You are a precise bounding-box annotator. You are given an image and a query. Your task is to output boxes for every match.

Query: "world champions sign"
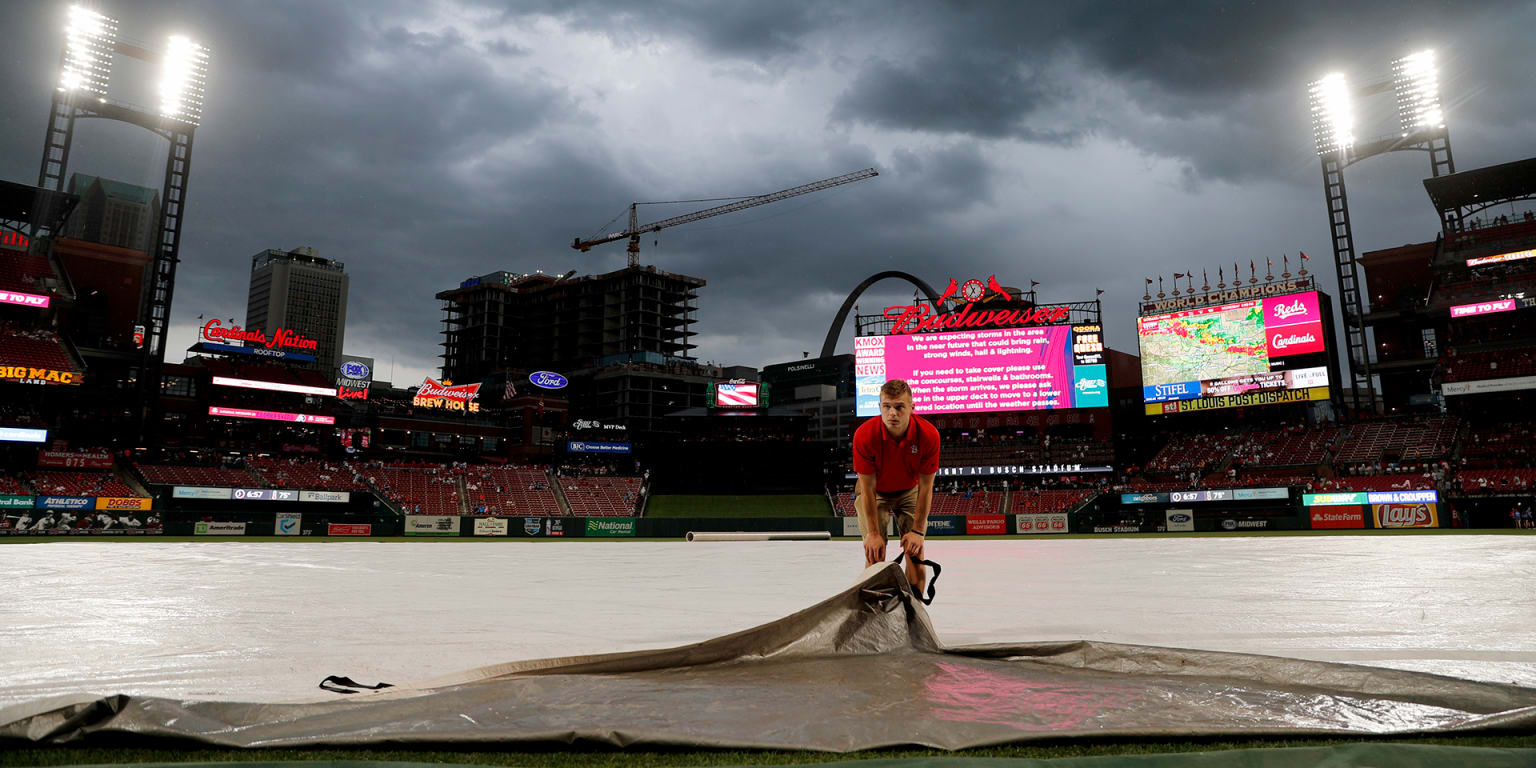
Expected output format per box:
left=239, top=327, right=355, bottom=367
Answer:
left=1139, top=276, right=1316, bottom=314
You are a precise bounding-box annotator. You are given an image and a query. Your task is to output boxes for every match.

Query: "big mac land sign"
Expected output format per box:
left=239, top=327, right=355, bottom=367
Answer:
left=413, top=378, right=481, bottom=412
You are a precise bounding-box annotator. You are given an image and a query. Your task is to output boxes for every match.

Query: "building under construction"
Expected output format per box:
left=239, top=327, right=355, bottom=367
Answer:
left=437, top=264, right=705, bottom=385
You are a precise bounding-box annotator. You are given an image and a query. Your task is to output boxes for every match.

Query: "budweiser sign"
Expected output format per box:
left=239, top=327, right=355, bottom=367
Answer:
left=884, top=275, right=1072, bottom=334
left=201, top=319, right=319, bottom=352
left=413, top=378, right=481, bottom=412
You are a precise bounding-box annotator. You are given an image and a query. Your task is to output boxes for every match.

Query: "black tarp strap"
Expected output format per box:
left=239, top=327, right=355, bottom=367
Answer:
left=891, top=551, right=941, bottom=605
left=318, top=675, right=394, bottom=694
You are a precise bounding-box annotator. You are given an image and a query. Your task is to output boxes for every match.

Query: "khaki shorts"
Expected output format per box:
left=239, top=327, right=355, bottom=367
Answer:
left=853, top=484, right=918, bottom=540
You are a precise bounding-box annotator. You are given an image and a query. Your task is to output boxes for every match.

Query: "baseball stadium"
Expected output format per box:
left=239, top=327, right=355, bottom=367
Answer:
left=2, top=5, right=1534, bottom=768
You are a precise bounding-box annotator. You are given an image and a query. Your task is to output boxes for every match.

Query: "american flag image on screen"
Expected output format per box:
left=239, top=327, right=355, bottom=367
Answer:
left=716, top=383, right=758, bottom=407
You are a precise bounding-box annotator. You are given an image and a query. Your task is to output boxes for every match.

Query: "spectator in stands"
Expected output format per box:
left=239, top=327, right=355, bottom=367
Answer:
left=852, top=379, right=940, bottom=595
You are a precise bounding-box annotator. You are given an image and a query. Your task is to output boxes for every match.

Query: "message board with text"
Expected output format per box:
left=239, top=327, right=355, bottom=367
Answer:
left=855, top=325, right=1107, bottom=416
left=1137, top=290, right=1330, bottom=414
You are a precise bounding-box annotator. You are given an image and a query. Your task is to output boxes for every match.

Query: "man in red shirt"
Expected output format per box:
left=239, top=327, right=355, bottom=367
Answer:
left=852, top=379, right=940, bottom=594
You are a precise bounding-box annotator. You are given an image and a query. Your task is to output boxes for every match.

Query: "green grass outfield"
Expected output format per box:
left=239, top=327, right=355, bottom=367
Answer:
left=3, top=734, right=1535, bottom=767
left=645, top=494, right=830, bottom=517
left=2, top=528, right=1532, bottom=543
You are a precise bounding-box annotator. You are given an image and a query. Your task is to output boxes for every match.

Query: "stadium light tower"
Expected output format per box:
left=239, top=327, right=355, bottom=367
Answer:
left=38, top=5, right=211, bottom=443
left=1308, top=50, right=1454, bottom=417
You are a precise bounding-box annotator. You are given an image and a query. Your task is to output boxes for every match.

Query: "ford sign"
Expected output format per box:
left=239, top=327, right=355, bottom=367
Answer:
left=530, top=371, right=568, bottom=390
left=340, top=361, right=371, bottom=379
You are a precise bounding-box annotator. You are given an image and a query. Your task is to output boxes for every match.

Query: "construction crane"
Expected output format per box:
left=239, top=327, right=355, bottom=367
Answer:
left=573, top=168, right=878, bottom=267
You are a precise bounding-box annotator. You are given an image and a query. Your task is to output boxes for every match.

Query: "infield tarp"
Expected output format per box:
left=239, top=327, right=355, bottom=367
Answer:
left=3, top=563, right=1535, bottom=750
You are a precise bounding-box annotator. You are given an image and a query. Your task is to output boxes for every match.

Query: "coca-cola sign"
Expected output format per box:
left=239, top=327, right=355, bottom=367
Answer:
left=202, top=319, right=319, bottom=352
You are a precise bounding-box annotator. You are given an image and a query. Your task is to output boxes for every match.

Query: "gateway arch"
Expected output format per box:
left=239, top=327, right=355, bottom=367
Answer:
left=820, top=271, right=945, bottom=359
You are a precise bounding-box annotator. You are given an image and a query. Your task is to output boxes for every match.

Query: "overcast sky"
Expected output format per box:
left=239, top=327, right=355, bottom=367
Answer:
left=2, top=0, right=1532, bottom=387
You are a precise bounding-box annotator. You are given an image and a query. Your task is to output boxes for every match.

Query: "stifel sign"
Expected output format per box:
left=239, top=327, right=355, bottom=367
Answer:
left=414, top=378, right=481, bottom=412
left=202, top=319, right=319, bottom=352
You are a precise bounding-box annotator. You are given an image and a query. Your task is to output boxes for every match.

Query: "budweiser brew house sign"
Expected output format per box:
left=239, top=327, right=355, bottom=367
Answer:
left=413, top=378, right=481, bottom=412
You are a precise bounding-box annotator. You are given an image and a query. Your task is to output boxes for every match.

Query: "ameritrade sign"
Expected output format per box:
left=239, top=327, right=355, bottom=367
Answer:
left=212, top=376, right=335, bottom=397
left=566, top=441, right=633, bottom=454
left=405, top=515, right=461, bottom=536
left=1015, top=513, right=1069, bottom=534
left=0, top=366, right=81, bottom=386
left=1465, top=248, right=1534, bottom=268
left=173, top=486, right=233, bottom=500
left=854, top=325, right=1108, bottom=417
left=195, top=522, right=247, bottom=535
left=209, top=406, right=336, bottom=425
left=1373, top=503, right=1439, bottom=529
left=1442, top=375, right=1536, bottom=397
left=0, top=427, right=48, bottom=443
left=1304, top=490, right=1438, bottom=506
left=0, top=290, right=50, bottom=308
left=1450, top=299, right=1517, bottom=318
left=413, top=378, right=481, bottom=412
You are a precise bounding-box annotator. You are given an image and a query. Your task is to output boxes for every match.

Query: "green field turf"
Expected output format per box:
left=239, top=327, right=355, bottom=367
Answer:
left=645, top=494, right=831, bottom=518
left=3, top=733, right=1535, bottom=767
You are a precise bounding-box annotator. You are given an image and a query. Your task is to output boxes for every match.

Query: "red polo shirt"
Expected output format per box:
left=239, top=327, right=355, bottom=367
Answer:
left=852, top=414, right=941, bottom=493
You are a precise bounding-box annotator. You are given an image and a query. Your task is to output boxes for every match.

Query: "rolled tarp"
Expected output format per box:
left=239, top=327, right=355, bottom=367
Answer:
left=685, top=531, right=831, bottom=542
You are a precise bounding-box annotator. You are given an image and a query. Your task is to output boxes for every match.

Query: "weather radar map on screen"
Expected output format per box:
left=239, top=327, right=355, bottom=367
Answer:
left=1138, top=291, right=1331, bottom=414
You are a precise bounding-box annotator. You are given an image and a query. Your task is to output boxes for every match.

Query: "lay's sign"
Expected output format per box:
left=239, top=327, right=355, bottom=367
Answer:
left=1372, top=503, right=1438, bottom=529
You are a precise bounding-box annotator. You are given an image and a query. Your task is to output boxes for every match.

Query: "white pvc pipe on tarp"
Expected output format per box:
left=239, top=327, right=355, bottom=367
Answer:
left=686, top=531, right=831, bottom=542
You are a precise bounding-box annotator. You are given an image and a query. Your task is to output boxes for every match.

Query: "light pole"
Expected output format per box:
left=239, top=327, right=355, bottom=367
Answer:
left=1308, top=50, right=1453, bottom=417
left=39, top=5, right=211, bottom=443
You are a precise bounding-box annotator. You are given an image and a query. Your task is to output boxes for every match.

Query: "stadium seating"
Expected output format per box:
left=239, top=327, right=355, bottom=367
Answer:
left=0, top=473, right=30, bottom=495
left=559, top=475, right=641, bottom=517
left=1333, top=417, right=1459, bottom=463
left=0, top=325, right=81, bottom=376
left=24, top=471, right=143, bottom=498
left=137, top=464, right=261, bottom=488
left=353, top=464, right=463, bottom=515
left=1146, top=431, right=1245, bottom=473
left=0, top=250, right=55, bottom=292
left=1456, top=469, right=1536, bottom=495
left=1443, top=345, right=1536, bottom=383
left=248, top=457, right=367, bottom=491
left=1230, top=426, right=1340, bottom=468
left=1315, top=474, right=1436, bottom=493
left=463, top=466, right=562, bottom=516
left=928, top=491, right=1002, bottom=516
left=1010, top=489, right=1093, bottom=515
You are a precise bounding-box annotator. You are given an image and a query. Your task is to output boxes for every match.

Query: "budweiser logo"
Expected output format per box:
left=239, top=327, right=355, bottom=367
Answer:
left=1272, top=299, right=1309, bottom=320
left=1271, top=332, right=1316, bottom=349
left=883, top=303, right=1071, bottom=334
left=416, top=378, right=480, bottom=401
left=202, top=319, right=319, bottom=352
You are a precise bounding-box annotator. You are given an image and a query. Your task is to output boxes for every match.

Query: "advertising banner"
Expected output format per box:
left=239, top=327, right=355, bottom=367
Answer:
left=327, top=523, right=372, bottom=536
left=0, top=366, right=82, bottom=386
left=1015, top=513, right=1069, bottom=534
left=842, top=517, right=862, bottom=537
left=173, top=486, right=233, bottom=500
left=35, top=496, right=93, bottom=510
left=95, top=497, right=151, bottom=511
left=209, top=406, right=335, bottom=425
left=0, top=289, right=49, bottom=308
left=566, top=441, right=634, bottom=454
left=275, top=513, right=301, bottom=536
left=405, top=515, right=461, bottom=536
left=965, top=515, right=1007, bottom=535
left=936, top=463, right=1111, bottom=478
left=924, top=516, right=964, bottom=536
left=1303, top=492, right=1367, bottom=506
left=0, top=495, right=33, bottom=508
left=194, top=521, right=247, bottom=535
left=298, top=490, right=350, bottom=503
left=1145, top=386, right=1329, bottom=415
left=1310, top=507, right=1365, bottom=529
left=1307, top=490, right=1438, bottom=506
left=1372, top=503, right=1439, bottom=529
left=0, top=427, right=48, bottom=443
left=585, top=518, right=636, bottom=537
left=1218, top=518, right=1271, bottom=531
left=1165, top=509, right=1194, bottom=532
left=37, top=450, right=112, bottom=469
left=1442, top=375, right=1536, bottom=397
left=1450, top=299, right=1517, bottom=318
left=474, top=517, right=509, bottom=536
left=200, top=341, right=316, bottom=363
left=233, top=488, right=299, bottom=501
